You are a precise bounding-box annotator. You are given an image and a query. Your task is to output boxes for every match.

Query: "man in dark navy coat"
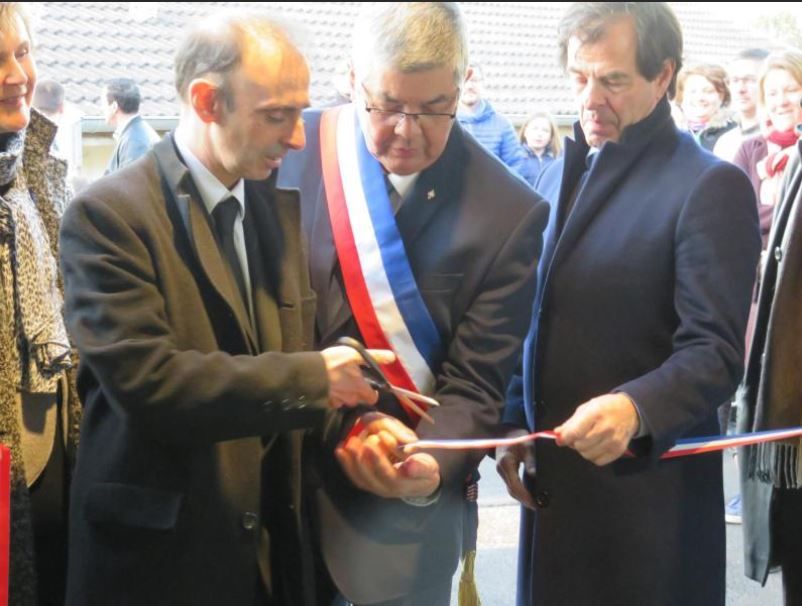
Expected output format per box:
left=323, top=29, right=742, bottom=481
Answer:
left=497, top=3, right=761, bottom=606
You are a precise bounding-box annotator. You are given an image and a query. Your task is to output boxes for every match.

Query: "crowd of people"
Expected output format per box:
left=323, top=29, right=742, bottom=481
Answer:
left=3, top=1, right=802, bottom=606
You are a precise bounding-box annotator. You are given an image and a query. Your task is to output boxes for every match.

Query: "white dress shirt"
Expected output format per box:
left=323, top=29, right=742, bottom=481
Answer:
left=173, top=132, right=253, bottom=319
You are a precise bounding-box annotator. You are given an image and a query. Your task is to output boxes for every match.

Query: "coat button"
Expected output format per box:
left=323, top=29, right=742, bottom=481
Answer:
left=775, top=246, right=783, bottom=262
left=534, top=490, right=550, bottom=508
left=242, top=512, right=258, bottom=531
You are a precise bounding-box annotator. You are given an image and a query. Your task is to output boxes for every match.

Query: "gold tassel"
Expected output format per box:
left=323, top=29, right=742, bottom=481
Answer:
left=458, top=549, right=481, bottom=606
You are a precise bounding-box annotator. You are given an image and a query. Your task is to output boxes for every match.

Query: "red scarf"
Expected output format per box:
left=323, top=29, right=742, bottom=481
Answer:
left=765, top=128, right=800, bottom=177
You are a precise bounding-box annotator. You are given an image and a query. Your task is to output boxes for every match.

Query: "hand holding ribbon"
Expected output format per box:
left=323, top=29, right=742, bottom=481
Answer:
left=555, top=393, right=640, bottom=466
left=496, top=428, right=537, bottom=510
left=337, top=412, right=441, bottom=499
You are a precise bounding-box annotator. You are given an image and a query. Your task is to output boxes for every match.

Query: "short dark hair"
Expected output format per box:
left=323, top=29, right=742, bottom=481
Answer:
left=558, top=2, right=683, bottom=97
left=105, top=78, right=141, bottom=114
left=33, top=79, right=65, bottom=114
left=735, top=48, right=770, bottom=63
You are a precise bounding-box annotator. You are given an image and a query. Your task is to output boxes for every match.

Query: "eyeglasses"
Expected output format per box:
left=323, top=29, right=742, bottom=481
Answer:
left=361, top=84, right=458, bottom=128
left=727, top=76, right=757, bottom=86
left=364, top=106, right=457, bottom=127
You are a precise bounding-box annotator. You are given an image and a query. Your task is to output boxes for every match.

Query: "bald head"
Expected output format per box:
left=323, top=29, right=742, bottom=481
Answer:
left=174, top=11, right=303, bottom=109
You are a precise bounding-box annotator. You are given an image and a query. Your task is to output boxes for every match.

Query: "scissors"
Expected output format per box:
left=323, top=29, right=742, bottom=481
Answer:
left=336, top=336, right=439, bottom=425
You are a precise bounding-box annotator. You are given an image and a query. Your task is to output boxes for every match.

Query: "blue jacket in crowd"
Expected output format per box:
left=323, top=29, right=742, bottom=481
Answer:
left=457, top=100, right=528, bottom=179
left=520, top=146, right=556, bottom=187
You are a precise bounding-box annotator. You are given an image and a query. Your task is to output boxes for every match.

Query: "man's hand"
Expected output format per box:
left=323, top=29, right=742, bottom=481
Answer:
left=335, top=412, right=441, bottom=499
left=320, top=346, right=395, bottom=408
left=496, top=428, right=536, bottom=509
left=555, top=393, right=640, bottom=466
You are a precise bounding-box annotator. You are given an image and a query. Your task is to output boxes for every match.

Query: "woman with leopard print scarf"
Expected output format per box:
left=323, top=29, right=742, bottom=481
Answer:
left=0, top=4, right=79, bottom=605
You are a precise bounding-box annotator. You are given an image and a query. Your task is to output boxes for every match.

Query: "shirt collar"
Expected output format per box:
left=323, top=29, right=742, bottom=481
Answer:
left=173, top=129, right=245, bottom=218
left=387, top=172, right=419, bottom=200
left=113, top=114, right=137, bottom=140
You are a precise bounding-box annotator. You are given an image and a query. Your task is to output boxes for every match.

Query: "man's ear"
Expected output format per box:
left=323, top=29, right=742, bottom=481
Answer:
left=465, top=66, right=474, bottom=84
left=656, top=59, right=675, bottom=99
left=188, top=79, right=222, bottom=124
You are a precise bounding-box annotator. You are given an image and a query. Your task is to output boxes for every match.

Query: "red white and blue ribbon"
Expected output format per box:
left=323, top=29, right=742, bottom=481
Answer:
left=404, top=427, right=802, bottom=459
left=320, top=105, right=441, bottom=407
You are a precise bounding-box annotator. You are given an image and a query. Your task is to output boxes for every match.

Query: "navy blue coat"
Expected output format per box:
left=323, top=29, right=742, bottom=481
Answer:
left=504, top=98, right=760, bottom=606
left=105, top=114, right=160, bottom=174
left=279, top=107, right=548, bottom=604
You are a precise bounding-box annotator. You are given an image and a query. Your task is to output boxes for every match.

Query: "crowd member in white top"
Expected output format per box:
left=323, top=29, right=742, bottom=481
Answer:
left=714, top=48, right=770, bottom=162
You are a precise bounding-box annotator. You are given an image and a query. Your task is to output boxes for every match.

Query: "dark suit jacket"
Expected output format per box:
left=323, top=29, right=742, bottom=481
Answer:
left=105, top=114, right=159, bottom=174
left=60, top=135, right=329, bottom=606
left=504, top=98, right=761, bottom=606
left=279, top=108, right=548, bottom=603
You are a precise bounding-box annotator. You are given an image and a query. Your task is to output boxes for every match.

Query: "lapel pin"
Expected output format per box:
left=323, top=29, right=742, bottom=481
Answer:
left=427, top=189, right=436, bottom=200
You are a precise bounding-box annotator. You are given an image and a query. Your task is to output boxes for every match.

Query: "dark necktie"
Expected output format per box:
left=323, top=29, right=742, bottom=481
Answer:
left=212, top=196, right=248, bottom=305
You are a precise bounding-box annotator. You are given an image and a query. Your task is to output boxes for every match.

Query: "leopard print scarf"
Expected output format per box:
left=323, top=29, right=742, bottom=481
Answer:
left=0, top=128, right=70, bottom=395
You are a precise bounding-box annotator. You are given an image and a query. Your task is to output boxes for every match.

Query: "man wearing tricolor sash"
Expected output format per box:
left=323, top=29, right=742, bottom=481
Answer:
left=278, top=4, right=548, bottom=605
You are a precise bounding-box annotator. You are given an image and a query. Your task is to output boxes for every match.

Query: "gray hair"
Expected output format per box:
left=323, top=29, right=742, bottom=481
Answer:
left=351, top=2, right=469, bottom=86
left=174, top=11, right=301, bottom=109
left=33, top=79, right=65, bottom=114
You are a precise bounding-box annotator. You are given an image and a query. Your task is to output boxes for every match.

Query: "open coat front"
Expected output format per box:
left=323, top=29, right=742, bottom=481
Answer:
left=60, top=136, right=329, bottom=606
left=504, top=98, right=761, bottom=606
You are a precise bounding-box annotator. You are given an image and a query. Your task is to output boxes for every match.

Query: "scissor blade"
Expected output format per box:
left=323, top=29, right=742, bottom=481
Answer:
left=395, top=392, right=436, bottom=425
left=388, top=385, right=440, bottom=407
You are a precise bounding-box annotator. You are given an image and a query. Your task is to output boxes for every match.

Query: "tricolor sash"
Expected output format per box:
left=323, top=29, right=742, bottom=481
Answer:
left=320, top=105, right=441, bottom=419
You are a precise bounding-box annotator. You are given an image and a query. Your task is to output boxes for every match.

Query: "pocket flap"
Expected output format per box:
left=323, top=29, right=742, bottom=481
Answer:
left=418, top=273, right=463, bottom=293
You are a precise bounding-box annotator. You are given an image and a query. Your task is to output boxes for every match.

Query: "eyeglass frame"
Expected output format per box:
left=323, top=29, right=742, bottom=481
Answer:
left=727, top=76, right=757, bottom=86
left=360, top=83, right=460, bottom=127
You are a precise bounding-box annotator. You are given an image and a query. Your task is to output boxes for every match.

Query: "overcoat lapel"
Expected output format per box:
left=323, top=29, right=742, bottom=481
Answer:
left=245, top=179, right=291, bottom=353
left=549, top=99, right=673, bottom=271
left=394, top=125, right=466, bottom=247
left=153, top=135, right=257, bottom=352
left=307, top=178, right=333, bottom=295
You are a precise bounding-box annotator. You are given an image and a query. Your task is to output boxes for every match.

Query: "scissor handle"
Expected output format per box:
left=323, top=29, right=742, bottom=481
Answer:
left=335, top=336, right=391, bottom=388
